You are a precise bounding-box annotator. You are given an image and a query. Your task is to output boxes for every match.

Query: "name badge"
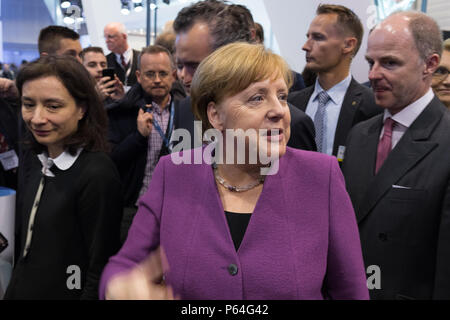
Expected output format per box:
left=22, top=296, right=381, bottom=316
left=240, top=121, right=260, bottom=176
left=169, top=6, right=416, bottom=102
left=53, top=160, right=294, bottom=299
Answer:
left=0, top=150, right=19, bottom=171
left=337, top=146, right=346, bottom=162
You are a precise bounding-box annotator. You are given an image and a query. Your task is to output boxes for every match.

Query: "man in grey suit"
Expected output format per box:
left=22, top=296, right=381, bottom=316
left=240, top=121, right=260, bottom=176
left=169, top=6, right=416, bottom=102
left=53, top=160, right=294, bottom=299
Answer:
left=288, top=4, right=381, bottom=159
left=342, top=11, right=450, bottom=299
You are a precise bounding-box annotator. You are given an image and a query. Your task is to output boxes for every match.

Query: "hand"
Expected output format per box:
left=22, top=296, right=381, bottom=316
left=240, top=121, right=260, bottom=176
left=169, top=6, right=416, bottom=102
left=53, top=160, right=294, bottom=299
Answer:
left=96, top=76, right=117, bottom=101
left=137, top=107, right=153, bottom=137
left=0, top=78, right=18, bottom=99
left=110, top=75, right=125, bottom=101
left=105, top=247, right=176, bottom=300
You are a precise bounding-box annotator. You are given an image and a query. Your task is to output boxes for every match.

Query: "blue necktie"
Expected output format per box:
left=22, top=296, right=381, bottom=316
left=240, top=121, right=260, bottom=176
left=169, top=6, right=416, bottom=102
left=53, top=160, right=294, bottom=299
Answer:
left=314, top=91, right=331, bottom=153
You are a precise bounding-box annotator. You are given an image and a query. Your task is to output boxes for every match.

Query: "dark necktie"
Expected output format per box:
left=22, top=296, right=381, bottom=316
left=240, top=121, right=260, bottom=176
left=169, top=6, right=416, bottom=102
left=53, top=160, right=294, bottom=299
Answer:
left=375, top=117, right=396, bottom=174
left=120, top=54, right=128, bottom=70
left=314, top=91, right=331, bottom=153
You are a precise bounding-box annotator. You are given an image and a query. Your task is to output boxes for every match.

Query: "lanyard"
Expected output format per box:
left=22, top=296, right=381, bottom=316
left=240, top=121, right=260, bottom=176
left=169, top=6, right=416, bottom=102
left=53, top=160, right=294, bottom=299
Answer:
left=147, top=101, right=174, bottom=150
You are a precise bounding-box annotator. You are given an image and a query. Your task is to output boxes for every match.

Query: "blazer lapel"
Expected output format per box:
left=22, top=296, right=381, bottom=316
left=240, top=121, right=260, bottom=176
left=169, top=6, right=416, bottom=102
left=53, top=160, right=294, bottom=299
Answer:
left=333, top=78, right=361, bottom=156
left=357, top=97, right=443, bottom=223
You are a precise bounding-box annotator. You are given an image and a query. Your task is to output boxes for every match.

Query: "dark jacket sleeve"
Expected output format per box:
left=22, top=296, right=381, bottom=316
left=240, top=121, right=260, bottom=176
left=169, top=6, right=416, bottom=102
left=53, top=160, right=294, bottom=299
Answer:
left=77, top=153, right=123, bottom=300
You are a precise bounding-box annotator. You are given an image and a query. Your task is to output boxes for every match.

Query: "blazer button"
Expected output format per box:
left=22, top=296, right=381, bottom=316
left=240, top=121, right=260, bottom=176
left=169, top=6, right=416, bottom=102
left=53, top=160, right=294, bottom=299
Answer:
left=378, top=233, right=388, bottom=242
left=228, top=264, right=238, bottom=276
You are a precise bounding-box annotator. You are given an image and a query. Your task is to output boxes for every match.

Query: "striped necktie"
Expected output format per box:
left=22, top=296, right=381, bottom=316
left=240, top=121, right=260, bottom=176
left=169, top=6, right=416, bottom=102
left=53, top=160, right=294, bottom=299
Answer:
left=314, top=91, right=331, bottom=153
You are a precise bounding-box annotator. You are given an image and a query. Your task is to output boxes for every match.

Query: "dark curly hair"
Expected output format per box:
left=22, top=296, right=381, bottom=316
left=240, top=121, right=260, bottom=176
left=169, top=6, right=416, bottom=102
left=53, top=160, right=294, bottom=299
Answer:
left=16, top=55, right=109, bottom=155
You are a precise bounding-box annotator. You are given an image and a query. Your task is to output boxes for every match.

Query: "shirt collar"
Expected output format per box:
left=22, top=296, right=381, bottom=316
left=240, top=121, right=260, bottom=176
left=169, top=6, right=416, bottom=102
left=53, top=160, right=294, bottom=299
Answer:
left=152, top=95, right=172, bottom=115
left=115, top=47, right=132, bottom=62
left=383, top=88, right=434, bottom=128
left=37, top=148, right=83, bottom=177
left=312, top=74, right=352, bottom=105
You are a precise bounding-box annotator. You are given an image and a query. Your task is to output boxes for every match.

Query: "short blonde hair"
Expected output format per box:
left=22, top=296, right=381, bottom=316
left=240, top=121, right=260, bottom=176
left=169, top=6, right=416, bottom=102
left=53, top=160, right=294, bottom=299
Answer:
left=191, top=42, right=293, bottom=133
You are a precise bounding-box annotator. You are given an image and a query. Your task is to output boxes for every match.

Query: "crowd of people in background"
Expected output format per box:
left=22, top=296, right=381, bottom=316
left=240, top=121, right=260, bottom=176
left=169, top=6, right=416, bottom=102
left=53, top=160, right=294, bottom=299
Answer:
left=0, top=0, right=449, bottom=300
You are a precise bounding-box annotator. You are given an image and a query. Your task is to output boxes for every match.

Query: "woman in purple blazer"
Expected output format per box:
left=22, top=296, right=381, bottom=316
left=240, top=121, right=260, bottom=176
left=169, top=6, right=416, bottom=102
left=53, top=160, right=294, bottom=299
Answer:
left=100, top=43, right=369, bottom=300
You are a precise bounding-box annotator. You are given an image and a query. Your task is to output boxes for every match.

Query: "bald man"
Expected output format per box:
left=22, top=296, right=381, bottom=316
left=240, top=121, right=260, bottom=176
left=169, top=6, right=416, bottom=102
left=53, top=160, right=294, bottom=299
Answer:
left=104, top=22, right=140, bottom=87
left=343, top=12, right=450, bottom=299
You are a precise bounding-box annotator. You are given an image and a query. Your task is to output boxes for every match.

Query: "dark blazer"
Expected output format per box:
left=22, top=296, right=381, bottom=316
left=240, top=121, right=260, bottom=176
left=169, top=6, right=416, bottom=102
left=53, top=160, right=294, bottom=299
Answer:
left=106, top=49, right=140, bottom=87
left=288, top=78, right=381, bottom=156
left=0, top=98, right=19, bottom=190
left=173, top=97, right=317, bottom=151
left=342, top=97, right=450, bottom=300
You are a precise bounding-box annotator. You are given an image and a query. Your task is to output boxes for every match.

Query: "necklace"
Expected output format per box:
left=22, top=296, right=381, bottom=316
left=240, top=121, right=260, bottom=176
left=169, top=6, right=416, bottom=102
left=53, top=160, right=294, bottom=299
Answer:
left=212, top=163, right=265, bottom=192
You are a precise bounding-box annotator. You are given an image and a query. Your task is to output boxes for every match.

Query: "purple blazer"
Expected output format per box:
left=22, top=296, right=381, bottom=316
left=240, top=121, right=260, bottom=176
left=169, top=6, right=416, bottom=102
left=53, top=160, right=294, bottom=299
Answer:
left=100, top=147, right=369, bottom=300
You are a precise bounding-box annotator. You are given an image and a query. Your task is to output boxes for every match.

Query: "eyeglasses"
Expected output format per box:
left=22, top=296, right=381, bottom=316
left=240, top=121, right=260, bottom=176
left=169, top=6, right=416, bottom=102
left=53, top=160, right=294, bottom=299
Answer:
left=433, top=66, right=450, bottom=81
left=143, top=71, right=170, bottom=80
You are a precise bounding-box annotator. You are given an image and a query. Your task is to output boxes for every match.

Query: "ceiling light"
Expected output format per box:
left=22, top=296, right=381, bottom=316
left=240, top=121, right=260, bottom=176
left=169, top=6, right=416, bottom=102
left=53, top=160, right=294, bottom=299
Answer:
left=63, top=16, right=75, bottom=24
left=134, top=3, right=143, bottom=12
left=61, top=1, right=71, bottom=9
left=121, top=2, right=130, bottom=15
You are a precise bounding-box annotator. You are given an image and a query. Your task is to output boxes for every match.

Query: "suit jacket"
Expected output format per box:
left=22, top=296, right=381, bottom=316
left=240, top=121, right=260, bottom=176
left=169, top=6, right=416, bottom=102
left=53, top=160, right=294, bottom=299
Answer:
left=173, top=97, right=317, bottom=151
left=342, top=97, right=450, bottom=300
left=106, top=49, right=140, bottom=87
left=100, top=147, right=368, bottom=299
left=288, top=78, right=381, bottom=157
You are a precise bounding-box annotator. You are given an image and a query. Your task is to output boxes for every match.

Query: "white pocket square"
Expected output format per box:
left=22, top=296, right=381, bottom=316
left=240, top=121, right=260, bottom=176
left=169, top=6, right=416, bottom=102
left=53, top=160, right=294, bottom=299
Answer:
left=392, top=185, right=411, bottom=189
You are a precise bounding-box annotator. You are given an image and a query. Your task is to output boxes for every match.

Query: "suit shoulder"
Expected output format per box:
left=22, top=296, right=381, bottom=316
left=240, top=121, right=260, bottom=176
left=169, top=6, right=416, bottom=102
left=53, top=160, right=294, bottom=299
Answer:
left=78, top=151, right=119, bottom=178
left=284, top=147, right=334, bottom=169
left=288, top=86, right=314, bottom=105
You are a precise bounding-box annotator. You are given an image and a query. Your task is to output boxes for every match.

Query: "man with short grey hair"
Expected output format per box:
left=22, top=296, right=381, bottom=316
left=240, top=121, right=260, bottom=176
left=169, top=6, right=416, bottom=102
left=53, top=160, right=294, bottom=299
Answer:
left=343, top=11, right=450, bottom=299
left=104, top=22, right=140, bottom=87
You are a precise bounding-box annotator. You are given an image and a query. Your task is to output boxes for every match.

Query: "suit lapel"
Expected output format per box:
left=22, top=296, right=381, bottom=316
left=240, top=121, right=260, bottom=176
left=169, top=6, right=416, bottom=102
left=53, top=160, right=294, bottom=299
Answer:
left=333, top=78, right=362, bottom=156
left=357, top=97, right=443, bottom=223
left=289, top=86, right=314, bottom=112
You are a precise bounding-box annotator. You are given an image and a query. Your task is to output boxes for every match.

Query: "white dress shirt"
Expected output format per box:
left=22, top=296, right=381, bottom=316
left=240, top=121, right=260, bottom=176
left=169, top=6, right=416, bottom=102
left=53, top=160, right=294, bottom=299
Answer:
left=114, top=47, right=132, bottom=69
left=381, top=88, right=434, bottom=150
left=306, top=74, right=352, bottom=155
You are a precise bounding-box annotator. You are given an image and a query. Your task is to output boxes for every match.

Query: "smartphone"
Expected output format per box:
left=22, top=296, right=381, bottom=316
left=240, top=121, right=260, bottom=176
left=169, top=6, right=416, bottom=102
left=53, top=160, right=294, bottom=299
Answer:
left=0, top=232, right=8, bottom=254
left=102, top=68, right=115, bottom=81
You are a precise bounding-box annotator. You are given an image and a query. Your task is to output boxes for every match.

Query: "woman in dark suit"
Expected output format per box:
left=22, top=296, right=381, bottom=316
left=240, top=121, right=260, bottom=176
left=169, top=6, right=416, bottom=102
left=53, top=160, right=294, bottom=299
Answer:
left=100, top=43, right=368, bottom=300
left=5, top=56, right=123, bottom=300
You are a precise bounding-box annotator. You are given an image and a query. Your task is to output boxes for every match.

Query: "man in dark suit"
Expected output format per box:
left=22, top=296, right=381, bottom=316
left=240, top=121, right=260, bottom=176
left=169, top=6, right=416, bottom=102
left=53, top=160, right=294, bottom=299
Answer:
left=289, top=4, right=381, bottom=159
left=342, top=11, right=450, bottom=299
left=104, top=22, right=139, bottom=88
left=172, top=0, right=316, bottom=151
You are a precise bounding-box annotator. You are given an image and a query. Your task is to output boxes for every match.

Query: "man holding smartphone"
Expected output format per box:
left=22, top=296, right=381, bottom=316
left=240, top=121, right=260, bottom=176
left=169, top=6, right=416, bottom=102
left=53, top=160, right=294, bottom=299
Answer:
left=81, top=47, right=125, bottom=103
left=107, top=45, right=185, bottom=242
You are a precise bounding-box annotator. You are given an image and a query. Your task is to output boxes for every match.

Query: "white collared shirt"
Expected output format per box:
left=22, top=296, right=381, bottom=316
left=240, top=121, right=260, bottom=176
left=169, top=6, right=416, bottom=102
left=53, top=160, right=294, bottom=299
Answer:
left=381, top=88, right=434, bottom=150
left=306, top=74, right=352, bottom=155
left=37, top=148, right=83, bottom=177
left=115, top=47, right=132, bottom=69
